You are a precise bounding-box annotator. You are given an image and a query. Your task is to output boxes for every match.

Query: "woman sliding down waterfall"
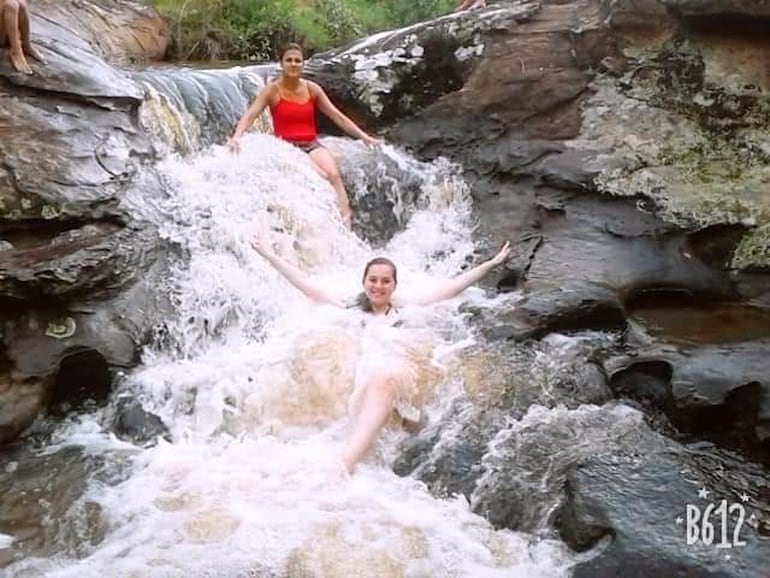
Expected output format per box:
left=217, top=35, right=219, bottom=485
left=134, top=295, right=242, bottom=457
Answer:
left=251, top=236, right=511, bottom=473
left=227, top=43, right=382, bottom=229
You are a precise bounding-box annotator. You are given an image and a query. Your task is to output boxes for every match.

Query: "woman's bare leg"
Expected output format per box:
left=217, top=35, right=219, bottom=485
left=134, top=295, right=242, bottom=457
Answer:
left=308, top=147, right=352, bottom=229
left=0, top=4, right=6, bottom=46
left=342, top=373, right=396, bottom=473
left=19, top=0, right=44, bottom=62
left=2, top=0, right=31, bottom=74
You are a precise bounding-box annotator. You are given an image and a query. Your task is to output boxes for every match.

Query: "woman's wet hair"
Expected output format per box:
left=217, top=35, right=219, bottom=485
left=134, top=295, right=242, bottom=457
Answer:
left=280, top=43, right=305, bottom=61
left=350, top=292, right=373, bottom=312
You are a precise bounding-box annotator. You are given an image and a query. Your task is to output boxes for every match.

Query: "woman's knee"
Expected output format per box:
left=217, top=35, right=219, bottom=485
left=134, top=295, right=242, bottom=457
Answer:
left=4, top=0, right=21, bottom=13
left=324, top=164, right=341, bottom=184
left=363, top=373, right=398, bottom=400
left=309, top=150, right=341, bottom=182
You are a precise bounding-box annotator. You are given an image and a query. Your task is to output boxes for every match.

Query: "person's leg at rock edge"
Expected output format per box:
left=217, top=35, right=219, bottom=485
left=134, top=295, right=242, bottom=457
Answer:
left=18, top=0, right=45, bottom=64
left=308, top=147, right=352, bottom=229
left=1, top=0, right=32, bottom=73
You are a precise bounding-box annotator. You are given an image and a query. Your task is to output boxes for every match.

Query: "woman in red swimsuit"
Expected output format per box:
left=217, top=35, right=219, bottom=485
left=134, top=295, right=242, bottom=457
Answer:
left=227, top=43, right=381, bottom=229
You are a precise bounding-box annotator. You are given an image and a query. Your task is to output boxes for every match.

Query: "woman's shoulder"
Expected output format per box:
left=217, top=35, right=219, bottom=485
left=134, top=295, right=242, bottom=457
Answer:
left=305, top=80, right=324, bottom=99
left=262, top=81, right=281, bottom=101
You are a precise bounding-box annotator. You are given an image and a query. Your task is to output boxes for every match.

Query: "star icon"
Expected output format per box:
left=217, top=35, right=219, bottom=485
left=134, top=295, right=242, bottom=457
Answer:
left=740, top=492, right=750, bottom=503
left=675, top=516, right=684, bottom=525
left=698, top=486, right=710, bottom=500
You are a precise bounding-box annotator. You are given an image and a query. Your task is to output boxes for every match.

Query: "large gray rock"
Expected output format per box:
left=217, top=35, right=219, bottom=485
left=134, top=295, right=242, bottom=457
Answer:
left=0, top=2, right=171, bottom=442
left=395, top=337, right=616, bottom=496
left=306, top=1, right=542, bottom=125
left=0, top=445, right=117, bottom=564
left=559, top=447, right=770, bottom=578
left=474, top=280, right=627, bottom=341
left=607, top=339, right=770, bottom=457
left=302, top=0, right=770, bottom=270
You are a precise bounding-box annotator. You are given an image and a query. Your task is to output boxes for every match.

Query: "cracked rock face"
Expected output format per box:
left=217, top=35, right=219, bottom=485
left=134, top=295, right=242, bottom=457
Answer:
left=304, top=1, right=541, bottom=124
left=0, top=1, right=170, bottom=443
left=306, top=0, right=769, bottom=270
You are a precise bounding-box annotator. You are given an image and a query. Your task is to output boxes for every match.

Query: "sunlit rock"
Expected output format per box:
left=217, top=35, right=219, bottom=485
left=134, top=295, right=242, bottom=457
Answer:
left=304, top=0, right=540, bottom=124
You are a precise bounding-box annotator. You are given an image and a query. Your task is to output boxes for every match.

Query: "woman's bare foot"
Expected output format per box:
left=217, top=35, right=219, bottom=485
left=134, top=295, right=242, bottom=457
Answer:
left=25, top=44, right=45, bottom=64
left=9, top=50, right=32, bottom=74
left=402, top=411, right=427, bottom=434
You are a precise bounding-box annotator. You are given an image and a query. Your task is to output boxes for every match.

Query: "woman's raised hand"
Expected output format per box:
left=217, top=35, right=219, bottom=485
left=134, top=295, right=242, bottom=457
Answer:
left=489, top=241, right=511, bottom=266
left=250, top=235, right=270, bottom=258
left=227, top=136, right=241, bottom=154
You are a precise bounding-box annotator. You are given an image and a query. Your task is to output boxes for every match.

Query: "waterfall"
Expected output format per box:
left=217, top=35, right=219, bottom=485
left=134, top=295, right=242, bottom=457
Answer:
left=5, top=132, right=579, bottom=577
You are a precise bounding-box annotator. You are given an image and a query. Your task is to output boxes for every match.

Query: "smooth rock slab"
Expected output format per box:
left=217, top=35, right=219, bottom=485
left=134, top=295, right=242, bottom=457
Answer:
left=558, top=448, right=770, bottom=578
left=478, top=280, right=627, bottom=341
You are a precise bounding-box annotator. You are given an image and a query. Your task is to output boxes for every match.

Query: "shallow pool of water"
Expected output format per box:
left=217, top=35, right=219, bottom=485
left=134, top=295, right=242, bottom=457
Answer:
left=630, top=301, right=770, bottom=344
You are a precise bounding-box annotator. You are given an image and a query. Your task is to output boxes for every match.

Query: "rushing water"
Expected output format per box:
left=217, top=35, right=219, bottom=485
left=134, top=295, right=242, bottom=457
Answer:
left=3, top=135, right=581, bottom=577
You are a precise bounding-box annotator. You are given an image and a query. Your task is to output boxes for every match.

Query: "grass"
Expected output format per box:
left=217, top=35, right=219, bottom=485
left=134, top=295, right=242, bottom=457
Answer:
left=149, top=0, right=456, bottom=61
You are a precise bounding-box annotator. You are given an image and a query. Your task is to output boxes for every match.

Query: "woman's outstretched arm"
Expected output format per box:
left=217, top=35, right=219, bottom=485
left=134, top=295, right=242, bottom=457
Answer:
left=309, top=82, right=382, bottom=147
left=251, top=237, right=343, bottom=306
left=412, top=241, right=511, bottom=306
left=227, top=84, right=276, bottom=153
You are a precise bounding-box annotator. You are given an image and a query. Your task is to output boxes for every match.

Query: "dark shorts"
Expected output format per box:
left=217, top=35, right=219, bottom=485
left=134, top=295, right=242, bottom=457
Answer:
left=292, top=140, right=322, bottom=154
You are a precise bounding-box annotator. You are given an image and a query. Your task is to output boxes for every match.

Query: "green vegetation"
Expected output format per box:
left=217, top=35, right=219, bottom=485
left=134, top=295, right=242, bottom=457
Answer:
left=150, top=0, right=456, bottom=61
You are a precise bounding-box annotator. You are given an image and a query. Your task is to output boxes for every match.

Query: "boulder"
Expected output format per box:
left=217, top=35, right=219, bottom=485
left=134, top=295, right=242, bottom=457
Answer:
left=476, top=280, right=627, bottom=341
left=606, top=339, right=770, bottom=459
left=0, top=445, right=114, bottom=564
left=0, top=1, right=173, bottom=441
left=558, top=447, right=770, bottom=577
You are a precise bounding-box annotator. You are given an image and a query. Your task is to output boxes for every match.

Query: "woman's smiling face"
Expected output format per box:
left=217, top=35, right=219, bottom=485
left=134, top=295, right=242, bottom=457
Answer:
left=363, top=263, right=396, bottom=309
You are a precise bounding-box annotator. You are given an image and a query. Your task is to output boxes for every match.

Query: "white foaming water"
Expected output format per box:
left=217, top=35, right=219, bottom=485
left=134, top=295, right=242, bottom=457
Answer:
left=9, top=136, right=576, bottom=577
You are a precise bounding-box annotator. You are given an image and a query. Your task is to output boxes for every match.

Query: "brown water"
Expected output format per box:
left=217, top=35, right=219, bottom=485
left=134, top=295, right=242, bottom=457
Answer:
left=631, top=302, right=770, bottom=344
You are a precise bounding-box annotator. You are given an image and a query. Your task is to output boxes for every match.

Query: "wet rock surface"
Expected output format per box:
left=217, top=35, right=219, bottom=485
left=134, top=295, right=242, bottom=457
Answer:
left=0, top=444, right=127, bottom=565
left=559, top=446, right=770, bottom=577
left=607, top=339, right=770, bottom=461
left=0, top=2, right=173, bottom=440
left=476, top=280, right=627, bottom=341
left=0, top=251, right=173, bottom=443
left=325, top=137, right=429, bottom=246
left=111, top=397, right=170, bottom=446
left=395, top=335, right=618, bottom=496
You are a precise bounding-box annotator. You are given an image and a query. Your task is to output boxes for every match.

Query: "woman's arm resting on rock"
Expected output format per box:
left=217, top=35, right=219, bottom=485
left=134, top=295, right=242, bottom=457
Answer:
left=310, top=82, right=382, bottom=147
left=228, top=85, right=274, bottom=152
